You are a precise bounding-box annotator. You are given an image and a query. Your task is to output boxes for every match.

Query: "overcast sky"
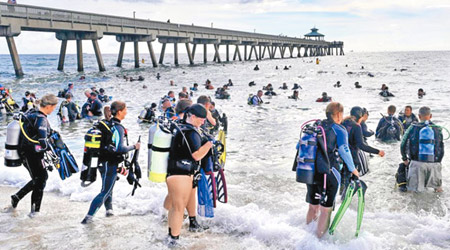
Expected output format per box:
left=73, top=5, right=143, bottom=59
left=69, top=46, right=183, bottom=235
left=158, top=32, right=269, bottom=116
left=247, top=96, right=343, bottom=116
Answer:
left=1, top=0, right=449, bottom=54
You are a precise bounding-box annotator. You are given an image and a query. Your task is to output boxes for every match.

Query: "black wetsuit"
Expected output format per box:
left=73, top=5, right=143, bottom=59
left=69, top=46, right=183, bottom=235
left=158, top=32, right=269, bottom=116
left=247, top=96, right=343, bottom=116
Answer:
left=168, top=124, right=203, bottom=176
left=360, top=121, right=374, bottom=141
left=375, top=115, right=402, bottom=141
left=14, top=109, right=52, bottom=212
left=400, top=121, right=444, bottom=163
left=59, top=100, right=79, bottom=122
left=81, top=98, right=103, bottom=118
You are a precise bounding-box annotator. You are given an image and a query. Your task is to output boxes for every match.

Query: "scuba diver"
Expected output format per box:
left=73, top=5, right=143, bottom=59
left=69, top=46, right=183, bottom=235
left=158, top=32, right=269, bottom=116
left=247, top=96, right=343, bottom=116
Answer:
left=227, top=79, right=233, bottom=87
left=288, top=90, right=299, bottom=100
left=197, top=95, right=217, bottom=133
left=249, top=90, right=264, bottom=106
left=398, top=105, right=418, bottom=130
left=316, top=92, right=332, bottom=102
left=81, top=91, right=103, bottom=118
left=10, top=94, right=59, bottom=217
left=161, top=98, right=176, bottom=120
left=248, top=81, right=256, bottom=87
left=175, top=100, right=193, bottom=120
left=280, top=83, right=288, bottom=90
left=138, top=103, right=157, bottom=123
left=98, top=88, right=110, bottom=103
left=58, top=93, right=80, bottom=123
left=205, top=81, right=214, bottom=90
left=334, top=81, right=341, bottom=88
left=81, top=101, right=141, bottom=224
left=190, top=83, right=199, bottom=91
left=57, top=83, right=74, bottom=98
left=254, top=65, right=260, bottom=71
left=376, top=105, right=402, bottom=142
left=283, top=65, right=289, bottom=70
left=292, top=83, right=302, bottom=90
left=354, top=82, right=362, bottom=89
left=342, top=107, right=385, bottom=186
left=263, top=84, right=277, bottom=96
left=295, top=102, right=360, bottom=238
left=400, top=106, right=444, bottom=192
left=165, top=104, right=212, bottom=246
left=21, top=91, right=36, bottom=112
left=178, top=92, right=189, bottom=101
left=418, top=88, right=426, bottom=99
left=170, top=80, right=176, bottom=86
left=156, top=73, right=161, bottom=80
left=215, top=86, right=230, bottom=100
left=379, top=87, right=394, bottom=97
left=159, top=91, right=176, bottom=110
left=360, top=108, right=374, bottom=141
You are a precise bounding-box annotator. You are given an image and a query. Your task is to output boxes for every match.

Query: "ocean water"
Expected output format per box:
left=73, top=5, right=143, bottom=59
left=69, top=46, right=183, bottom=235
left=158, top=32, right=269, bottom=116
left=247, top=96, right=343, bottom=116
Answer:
left=0, top=51, right=449, bottom=249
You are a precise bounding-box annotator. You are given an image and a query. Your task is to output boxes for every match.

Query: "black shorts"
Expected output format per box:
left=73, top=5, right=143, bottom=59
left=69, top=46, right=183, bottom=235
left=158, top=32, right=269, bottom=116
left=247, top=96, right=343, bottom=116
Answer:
left=167, top=159, right=196, bottom=177
left=306, top=168, right=340, bottom=208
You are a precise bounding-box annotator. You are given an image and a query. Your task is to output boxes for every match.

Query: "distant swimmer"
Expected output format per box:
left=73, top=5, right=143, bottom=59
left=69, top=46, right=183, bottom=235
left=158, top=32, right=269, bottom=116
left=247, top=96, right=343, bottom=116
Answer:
left=170, top=80, right=176, bottom=86
left=334, top=81, right=341, bottom=88
left=292, top=83, right=302, bottom=90
left=254, top=65, right=260, bottom=71
left=316, top=58, right=320, bottom=65
left=263, top=84, right=277, bottom=96
left=248, top=90, right=264, bottom=105
left=227, top=79, right=234, bottom=87
left=205, top=81, right=214, bottom=90
left=288, top=90, right=299, bottom=100
left=138, top=76, right=145, bottom=81
left=190, top=83, right=198, bottom=91
left=215, top=86, right=230, bottom=99
left=355, top=82, right=362, bottom=88
left=379, top=87, right=394, bottom=97
left=361, top=66, right=364, bottom=69
left=381, top=84, right=387, bottom=91
left=368, top=73, right=374, bottom=77
left=316, top=92, right=332, bottom=102
left=375, top=105, right=402, bottom=142
left=418, top=88, right=426, bottom=99
left=156, top=73, right=161, bottom=80
left=283, top=66, right=289, bottom=70
left=280, top=82, right=288, bottom=90
left=248, top=81, right=256, bottom=87
left=275, top=66, right=279, bottom=70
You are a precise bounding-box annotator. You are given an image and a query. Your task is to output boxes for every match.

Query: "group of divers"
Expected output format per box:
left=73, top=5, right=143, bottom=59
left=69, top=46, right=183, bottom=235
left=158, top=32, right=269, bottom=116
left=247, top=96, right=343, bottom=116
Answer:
left=0, top=65, right=448, bottom=246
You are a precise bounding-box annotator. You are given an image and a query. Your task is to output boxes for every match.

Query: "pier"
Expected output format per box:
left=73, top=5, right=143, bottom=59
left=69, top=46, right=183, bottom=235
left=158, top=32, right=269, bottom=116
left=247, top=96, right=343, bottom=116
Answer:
left=0, top=3, right=344, bottom=77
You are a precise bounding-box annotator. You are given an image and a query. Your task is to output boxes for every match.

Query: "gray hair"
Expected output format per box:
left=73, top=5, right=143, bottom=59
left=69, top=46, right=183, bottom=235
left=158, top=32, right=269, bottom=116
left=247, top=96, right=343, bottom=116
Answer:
left=37, top=94, right=58, bottom=107
left=419, top=106, right=431, bottom=117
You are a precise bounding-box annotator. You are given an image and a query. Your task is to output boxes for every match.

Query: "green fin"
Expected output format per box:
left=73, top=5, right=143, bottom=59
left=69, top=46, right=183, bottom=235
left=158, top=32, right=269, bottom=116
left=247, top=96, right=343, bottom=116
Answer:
left=355, top=183, right=366, bottom=237
left=329, top=182, right=356, bottom=235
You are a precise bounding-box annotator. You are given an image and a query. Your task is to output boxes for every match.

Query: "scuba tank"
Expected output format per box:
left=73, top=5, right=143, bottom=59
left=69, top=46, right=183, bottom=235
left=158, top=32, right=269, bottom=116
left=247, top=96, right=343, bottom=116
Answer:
left=4, top=118, right=22, bottom=167
left=61, top=106, right=69, bottom=123
left=419, top=122, right=435, bottom=162
left=138, top=109, right=147, bottom=123
left=80, top=127, right=102, bottom=187
left=147, top=122, right=158, bottom=178
left=27, top=100, right=34, bottom=110
left=149, top=123, right=172, bottom=182
left=0, top=102, right=6, bottom=115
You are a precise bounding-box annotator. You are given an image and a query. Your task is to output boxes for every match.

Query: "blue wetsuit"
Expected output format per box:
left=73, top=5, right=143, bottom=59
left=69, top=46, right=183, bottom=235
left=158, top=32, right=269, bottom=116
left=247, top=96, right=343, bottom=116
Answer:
left=251, top=95, right=263, bottom=105
left=87, top=118, right=135, bottom=216
left=306, top=119, right=355, bottom=207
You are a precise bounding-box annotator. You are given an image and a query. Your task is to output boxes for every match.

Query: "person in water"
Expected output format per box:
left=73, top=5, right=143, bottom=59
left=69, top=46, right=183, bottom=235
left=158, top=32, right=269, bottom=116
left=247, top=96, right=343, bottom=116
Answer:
left=292, top=84, right=302, bottom=90
left=304, top=102, right=360, bottom=238
left=418, top=88, right=426, bottom=99
left=280, top=83, right=288, bottom=90
left=316, top=92, right=332, bottom=102
left=156, top=73, right=161, bottom=80
left=288, top=90, right=299, bottom=100
left=162, top=98, right=176, bottom=120
left=170, top=80, right=176, bottom=86
left=205, top=81, right=214, bottom=90
left=98, top=88, right=110, bottom=103
left=250, top=90, right=264, bottom=105
left=81, top=91, right=103, bottom=118
left=283, top=66, right=289, bottom=70
left=10, top=94, right=59, bottom=217
left=178, top=92, right=189, bottom=101
left=197, top=95, right=217, bottom=132
left=398, top=106, right=418, bottom=130
left=227, top=79, right=233, bottom=87
left=379, top=87, right=394, bottom=97
left=58, top=93, right=80, bottom=122
left=342, top=107, right=385, bottom=187
left=165, top=104, right=212, bottom=245
left=248, top=81, right=256, bottom=87
left=375, top=105, right=402, bottom=142
left=21, top=91, right=35, bottom=112
left=400, top=106, right=444, bottom=192
left=254, top=65, right=260, bottom=71
left=334, top=81, right=341, bottom=88
left=354, top=82, right=362, bottom=88
left=81, top=101, right=140, bottom=224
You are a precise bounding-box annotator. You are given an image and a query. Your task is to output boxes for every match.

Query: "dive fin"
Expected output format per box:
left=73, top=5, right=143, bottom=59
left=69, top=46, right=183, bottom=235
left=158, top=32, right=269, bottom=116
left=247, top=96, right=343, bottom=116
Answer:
left=216, top=168, right=228, bottom=203
left=329, top=183, right=356, bottom=235
left=355, top=186, right=365, bottom=237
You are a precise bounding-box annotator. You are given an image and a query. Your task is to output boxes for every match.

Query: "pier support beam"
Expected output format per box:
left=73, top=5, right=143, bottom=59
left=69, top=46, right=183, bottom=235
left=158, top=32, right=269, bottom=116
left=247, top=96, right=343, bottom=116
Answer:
left=159, top=43, right=166, bottom=64
left=304, top=46, right=309, bottom=57
left=192, top=44, right=197, bottom=61
left=203, top=44, right=207, bottom=63
left=297, top=46, right=301, bottom=58
left=134, top=41, right=139, bottom=68
left=262, top=46, right=266, bottom=59
left=185, top=43, right=193, bottom=65
left=57, top=40, right=67, bottom=71
left=147, top=41, right=158, bottom=67
left=289, top=46, right=294, bottom=58
left=244, top=45, right=248, bottom=61
left=233, top=45, right=242, bottom=61
left=117, top=42, right=125, bottom=67
left=92, top=39, right=105, bottom=71
left=76, top=40, right=83, bottom=72
left=226, top=44, right=230, bottom=62
left=5, top=36, right=23, bottom=77
left=174, top=43, right=179, bottom=66
left=214, top=44, right=221, bottom=63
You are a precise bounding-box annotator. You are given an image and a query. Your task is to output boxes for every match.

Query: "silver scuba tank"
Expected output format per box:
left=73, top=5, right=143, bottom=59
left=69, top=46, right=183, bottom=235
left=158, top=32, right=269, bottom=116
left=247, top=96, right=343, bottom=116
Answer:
left=147, top=122, right=158, bottom=178
left=4, top=119, right=22, bottom=167
left=61, top=106, right=69, bottom=123
left=0, top=103, right=6, bottom=115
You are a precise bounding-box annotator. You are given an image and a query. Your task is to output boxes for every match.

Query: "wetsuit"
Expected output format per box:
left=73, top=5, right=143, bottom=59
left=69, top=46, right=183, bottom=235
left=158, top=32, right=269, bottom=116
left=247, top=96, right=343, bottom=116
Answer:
left=14, top=109, right=52, bottom=212
left=306, top=119, right=356, bottom=208
left=168, top=124, right=203, bottom=176
left=375, top=115, right=402, bottom=141
left=58, top=100, right=79, bottom=122
left=316, top=97, right=332, bottom=102
left=379, top=90, right=394, bottom=97
left=98, top=94, right=109, bottom=103
left=360, top=121, right=374, bottom=141
left=87, top=118, right=135, bottom=216
left=21, top=97, right=33, bottom=112
left=164, top=107, right=176, bottom=119
left=81, top=98, right=103, bottom=118
left=342, top=119, right=379, bottom=184
left=398, top=113, right=418, bottom=130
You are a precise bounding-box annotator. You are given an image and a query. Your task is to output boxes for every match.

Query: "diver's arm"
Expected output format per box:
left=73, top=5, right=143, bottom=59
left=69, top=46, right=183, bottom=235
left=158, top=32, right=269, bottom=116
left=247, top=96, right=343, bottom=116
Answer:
left=113, top=125, right=135, bottom=154
left=400, top=125, right=413, bottom=161
left=333, top=125, right=359, bottom=176
left=36, top=116, right=50, bottom=150
left=375, top=119, right=383, bottom=137
left=206, top=110, right=216, bottom=126
left=355, top=125, right=380, bottom=154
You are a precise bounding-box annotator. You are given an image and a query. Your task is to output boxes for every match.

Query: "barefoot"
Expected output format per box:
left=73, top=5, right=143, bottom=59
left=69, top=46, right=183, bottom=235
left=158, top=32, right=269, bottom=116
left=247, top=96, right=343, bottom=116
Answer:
left=435, top=187, right=443, bottom=193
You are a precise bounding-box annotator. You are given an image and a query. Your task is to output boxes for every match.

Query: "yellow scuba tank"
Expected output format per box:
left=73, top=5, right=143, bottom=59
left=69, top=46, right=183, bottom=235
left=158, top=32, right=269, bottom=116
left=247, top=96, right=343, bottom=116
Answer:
left=4, top=118, right=22, bottom=167
left=149, top=123, right=172, bottom=182
left=80, top=126, right=103, bottom=187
